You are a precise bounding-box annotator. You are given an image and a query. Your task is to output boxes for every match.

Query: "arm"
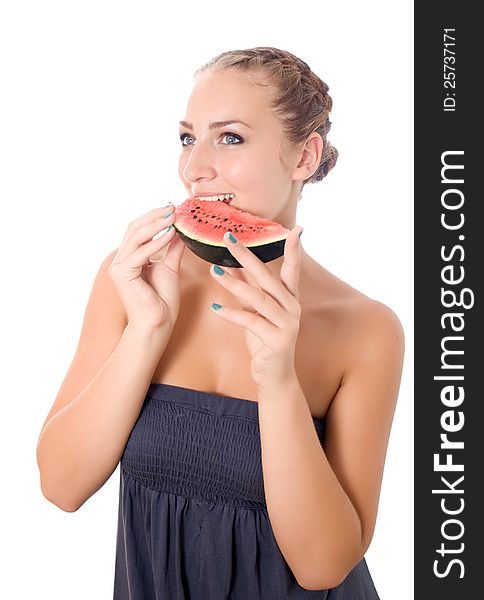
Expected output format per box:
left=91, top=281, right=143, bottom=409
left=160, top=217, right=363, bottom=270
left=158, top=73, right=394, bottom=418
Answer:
left=36, top=251, right=173, bottom=512
left=257, top=302, right=405, bottom=590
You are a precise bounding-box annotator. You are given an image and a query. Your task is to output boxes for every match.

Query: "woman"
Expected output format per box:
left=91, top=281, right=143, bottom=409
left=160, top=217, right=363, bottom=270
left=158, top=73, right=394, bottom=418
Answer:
left=36, top=47, right=404, bottom=598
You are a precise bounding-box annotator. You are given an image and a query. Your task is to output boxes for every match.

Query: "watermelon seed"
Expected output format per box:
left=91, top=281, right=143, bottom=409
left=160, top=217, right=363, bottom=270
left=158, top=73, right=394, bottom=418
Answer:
left=223, top=217, right=228, bottom=221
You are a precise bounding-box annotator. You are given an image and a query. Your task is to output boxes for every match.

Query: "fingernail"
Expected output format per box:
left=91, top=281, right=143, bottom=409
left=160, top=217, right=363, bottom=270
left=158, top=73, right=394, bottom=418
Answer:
left=163, top=211, right=174, bottom=219
left=213, top=265, right=225, bottom=276
left=298, top=229, right=304, bottom=238
left=167, top=225, right=173, bottom=231
left=211, top=303, right=222, bottom=310
left=227, top=232, right=237, bottom=244
left=162, top=203, right=172, bottom=208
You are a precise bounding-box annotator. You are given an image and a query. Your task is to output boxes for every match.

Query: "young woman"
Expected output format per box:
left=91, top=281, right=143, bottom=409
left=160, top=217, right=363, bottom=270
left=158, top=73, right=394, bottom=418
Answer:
left=37, top=47, right=404, bottom=599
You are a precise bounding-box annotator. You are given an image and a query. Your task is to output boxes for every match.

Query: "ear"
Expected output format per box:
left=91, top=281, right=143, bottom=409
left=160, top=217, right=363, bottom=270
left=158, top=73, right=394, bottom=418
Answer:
left=292, top=132, right=324, bottom=183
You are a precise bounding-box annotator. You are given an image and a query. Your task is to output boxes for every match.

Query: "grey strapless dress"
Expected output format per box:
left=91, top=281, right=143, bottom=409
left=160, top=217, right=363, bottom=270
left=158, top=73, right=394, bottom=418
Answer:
left=113, top=383, right=380, bottom=599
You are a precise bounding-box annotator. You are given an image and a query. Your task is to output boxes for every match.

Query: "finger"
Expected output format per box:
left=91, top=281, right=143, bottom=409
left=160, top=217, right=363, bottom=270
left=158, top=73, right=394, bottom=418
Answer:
left=124, top=204, right=174, bottom=238
left=117, top=211, right=176, bottom=262
left=223, top=266, right=261, bottom=312
left=228, top=265, right=262, bottom=292
left=114, top=226, right=176, bottom=272
left=210, top=302, right=277, bottom=341
left=210, top=265, right=287, bottom=328
left=149, top=227, right=182, bottom=262
left=162, top=232, right=186, bottom=272
left=280, top=226, right=303, bottom=301
left=222, top=231, right=299, bottom=313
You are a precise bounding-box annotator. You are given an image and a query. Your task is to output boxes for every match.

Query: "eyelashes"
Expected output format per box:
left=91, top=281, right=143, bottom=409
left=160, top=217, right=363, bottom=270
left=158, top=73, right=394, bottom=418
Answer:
left=179, top=133, right=195, bottom=146
left=179, top=132, right=245, bottom=146
left=221, top=133, right=244, bottom=145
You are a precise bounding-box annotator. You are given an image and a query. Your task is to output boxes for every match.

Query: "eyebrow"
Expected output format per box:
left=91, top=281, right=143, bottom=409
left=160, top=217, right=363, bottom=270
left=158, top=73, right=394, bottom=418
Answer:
left=179, top=119, right=253, bottom=130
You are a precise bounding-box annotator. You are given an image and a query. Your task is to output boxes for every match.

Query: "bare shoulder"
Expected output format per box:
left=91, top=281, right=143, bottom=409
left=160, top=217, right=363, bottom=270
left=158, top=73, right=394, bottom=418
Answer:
left=300, top=257, right=405, bottom=388
left=338, top=296, right=405, bottom=357
left=316, top=278, right=406, bottom=412
left=303, top=256, right=403, bottom=333
left=323, top=291, right=405, bottom=379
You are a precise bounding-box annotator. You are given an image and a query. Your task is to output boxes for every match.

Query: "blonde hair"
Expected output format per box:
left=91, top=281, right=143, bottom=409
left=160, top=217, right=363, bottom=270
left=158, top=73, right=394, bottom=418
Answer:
left=195, top=47, right=338, bottom=185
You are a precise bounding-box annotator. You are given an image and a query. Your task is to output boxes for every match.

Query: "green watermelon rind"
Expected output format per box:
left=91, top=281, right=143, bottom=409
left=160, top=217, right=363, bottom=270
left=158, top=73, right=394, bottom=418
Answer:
left=175, top=228, right=287, bottom=268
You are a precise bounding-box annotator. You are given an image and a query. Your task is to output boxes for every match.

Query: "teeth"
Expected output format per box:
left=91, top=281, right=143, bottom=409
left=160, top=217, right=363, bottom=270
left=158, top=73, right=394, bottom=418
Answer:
left=196, top=193, right=235, bottom=202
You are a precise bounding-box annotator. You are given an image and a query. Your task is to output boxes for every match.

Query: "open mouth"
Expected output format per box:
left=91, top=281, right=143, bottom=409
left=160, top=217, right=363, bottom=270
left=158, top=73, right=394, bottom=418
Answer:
left=193, top=193, right=235, bottom=204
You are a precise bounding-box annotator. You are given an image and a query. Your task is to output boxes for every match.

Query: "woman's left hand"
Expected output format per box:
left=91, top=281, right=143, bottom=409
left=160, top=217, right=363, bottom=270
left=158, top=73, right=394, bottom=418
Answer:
left=209, top=226, right=303, bottom=390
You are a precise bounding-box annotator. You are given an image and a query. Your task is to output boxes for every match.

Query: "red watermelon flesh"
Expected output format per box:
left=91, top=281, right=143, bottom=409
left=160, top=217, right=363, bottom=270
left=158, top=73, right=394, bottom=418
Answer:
left=173, top=197, right=290, bottom=268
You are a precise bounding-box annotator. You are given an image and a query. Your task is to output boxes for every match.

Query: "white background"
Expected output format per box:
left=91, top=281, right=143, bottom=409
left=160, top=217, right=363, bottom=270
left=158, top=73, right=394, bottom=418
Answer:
left=0, top=1, right=413, bottom=598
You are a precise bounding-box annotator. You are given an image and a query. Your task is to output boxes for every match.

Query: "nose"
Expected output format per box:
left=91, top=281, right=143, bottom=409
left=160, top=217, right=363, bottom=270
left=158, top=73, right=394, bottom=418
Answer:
left=181, top=141, right=217, bottom=184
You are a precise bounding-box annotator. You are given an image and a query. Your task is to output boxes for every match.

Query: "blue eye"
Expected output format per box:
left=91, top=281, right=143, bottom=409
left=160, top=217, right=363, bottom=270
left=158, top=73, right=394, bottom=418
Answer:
left=180, top=132, right=244, bottom=146
left=221, top=133, right=243, bottom=145
left=180, top=133, right=195, bottom=146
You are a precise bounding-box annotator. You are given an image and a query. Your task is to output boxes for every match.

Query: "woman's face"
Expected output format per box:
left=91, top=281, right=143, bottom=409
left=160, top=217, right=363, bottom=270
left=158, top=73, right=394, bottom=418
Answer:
left=178, top=68, right=300, bottom=227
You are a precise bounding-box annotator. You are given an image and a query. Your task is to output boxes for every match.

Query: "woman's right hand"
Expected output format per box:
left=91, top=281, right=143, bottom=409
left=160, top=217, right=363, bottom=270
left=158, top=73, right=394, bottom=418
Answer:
left=108, top=204, right=186, bottom=332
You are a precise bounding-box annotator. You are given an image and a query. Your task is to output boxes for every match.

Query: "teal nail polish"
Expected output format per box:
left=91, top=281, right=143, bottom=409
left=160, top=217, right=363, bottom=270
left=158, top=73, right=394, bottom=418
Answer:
left=298, top=229, right=304, bottom=238
left=228, top=232, right=237, bottom=244
left=213, top=265, right=225, bottom=276
left=163, top=211, right=174, bottom=219
left=211, top=303, right=222, bottom=310
left=167, top=225, right=173, bottom=231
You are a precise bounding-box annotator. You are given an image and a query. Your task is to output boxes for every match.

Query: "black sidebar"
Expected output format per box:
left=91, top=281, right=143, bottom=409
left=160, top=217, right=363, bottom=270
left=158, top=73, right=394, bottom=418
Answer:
left=415, top=2, right=482, bottom=598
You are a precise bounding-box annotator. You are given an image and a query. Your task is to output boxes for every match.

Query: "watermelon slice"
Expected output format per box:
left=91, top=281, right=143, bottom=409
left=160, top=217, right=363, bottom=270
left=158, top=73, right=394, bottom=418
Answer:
left=173, top=197, right=289, bottom=267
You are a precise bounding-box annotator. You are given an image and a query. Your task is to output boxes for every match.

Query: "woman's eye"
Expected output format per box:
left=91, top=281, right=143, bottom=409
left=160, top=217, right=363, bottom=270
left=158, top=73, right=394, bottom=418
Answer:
left=221, top=133, right=243, bottom=145
left=180, top=132, right=243, bottom=146
left=180, top=133, right=195, bottom=146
